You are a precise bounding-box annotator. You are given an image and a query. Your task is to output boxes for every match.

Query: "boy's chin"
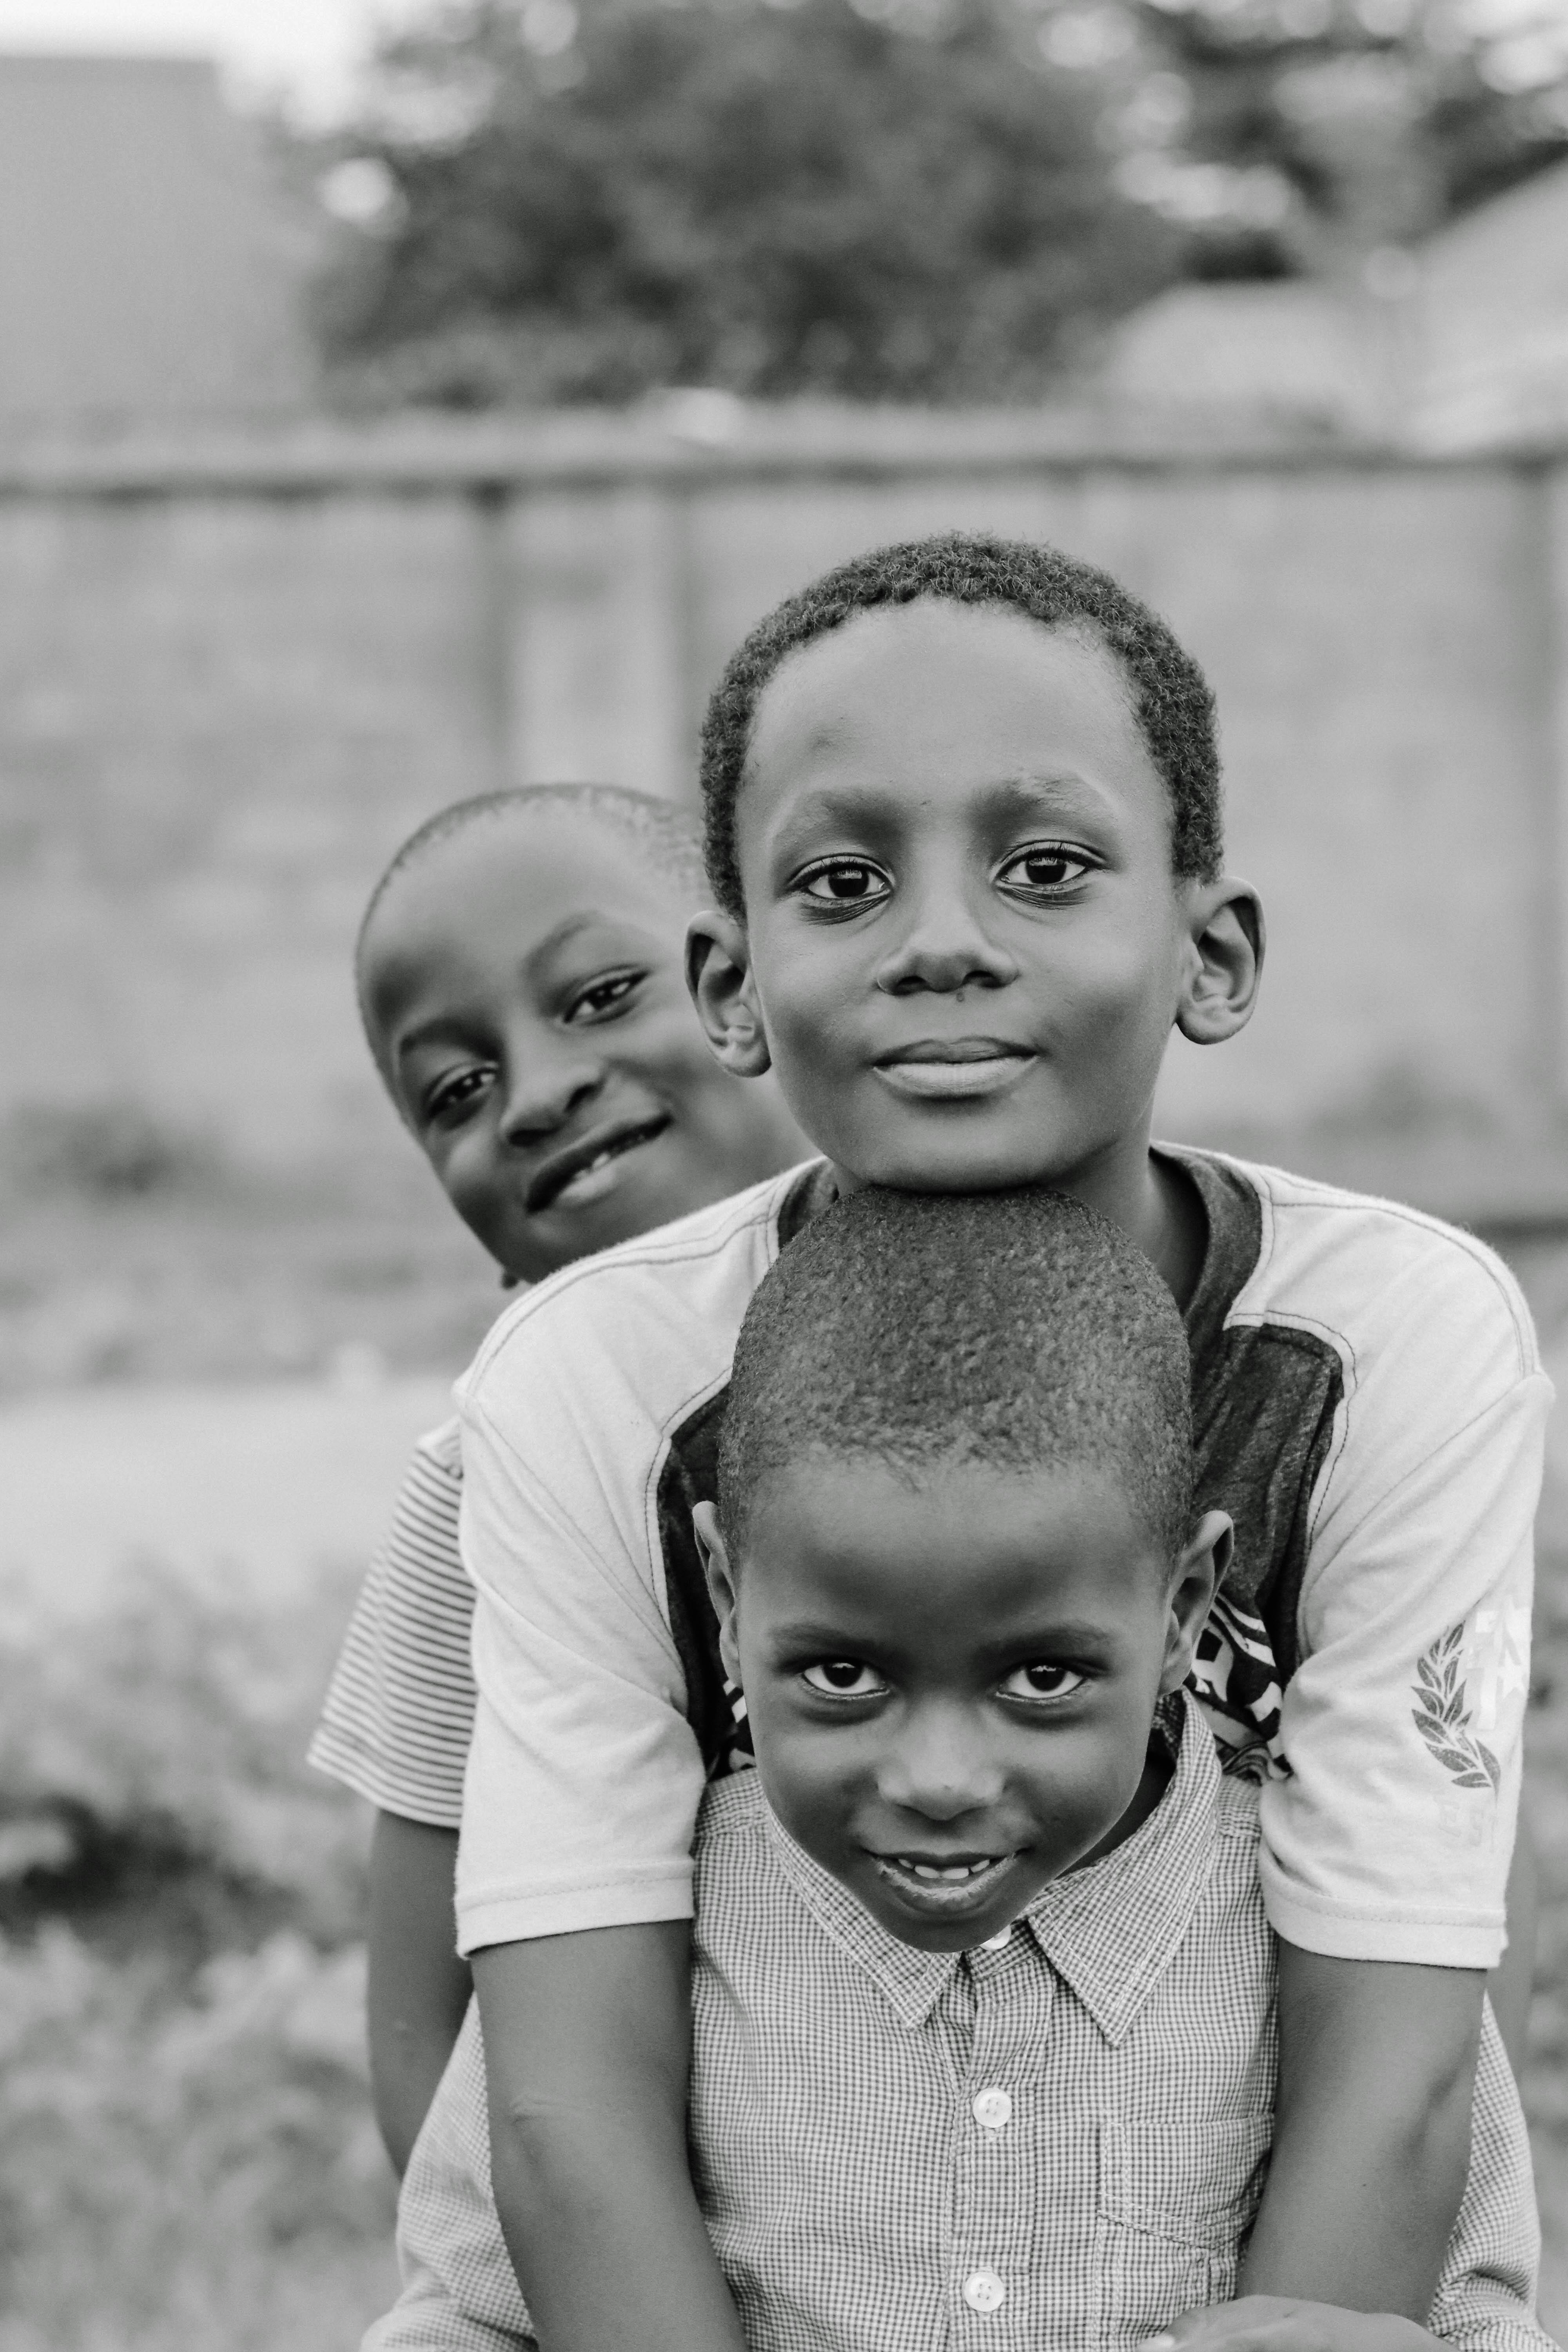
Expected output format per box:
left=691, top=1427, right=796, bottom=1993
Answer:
left=826, top=1122, right=1091, bottom=1198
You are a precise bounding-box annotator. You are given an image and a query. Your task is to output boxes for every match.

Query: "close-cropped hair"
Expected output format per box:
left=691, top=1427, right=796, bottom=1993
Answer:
left=717, top=1187, right=1194, bottom=1564
left=357, top=782, right=706, bottom=978
left=698, top=532, right=1222, bottom=920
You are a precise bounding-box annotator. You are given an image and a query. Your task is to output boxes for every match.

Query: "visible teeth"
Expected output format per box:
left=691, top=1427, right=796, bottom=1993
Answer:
left=904, top=1858, right=994, bottom=1882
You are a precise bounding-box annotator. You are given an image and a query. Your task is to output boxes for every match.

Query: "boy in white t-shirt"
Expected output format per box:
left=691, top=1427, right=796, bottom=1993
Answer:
left=309, top=784, right=802, bottom=2169
left=450, top=535, right=1550, bottom=2352
left=371, top=1191, right=1548, bottom=2352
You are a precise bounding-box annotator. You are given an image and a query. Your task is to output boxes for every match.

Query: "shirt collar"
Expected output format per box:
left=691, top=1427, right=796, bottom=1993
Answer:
left=761, top=1692, right=1223, bottom=2038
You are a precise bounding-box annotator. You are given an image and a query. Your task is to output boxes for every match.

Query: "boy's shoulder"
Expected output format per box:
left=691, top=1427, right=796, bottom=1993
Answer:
left=1173, top=1145, right=1541, bottom=1390
left=459, top=1161, right=821, bottom=1426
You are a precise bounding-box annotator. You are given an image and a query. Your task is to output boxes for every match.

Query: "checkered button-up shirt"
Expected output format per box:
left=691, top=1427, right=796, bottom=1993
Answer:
left=370, top=1697, right=1550, bottom=2352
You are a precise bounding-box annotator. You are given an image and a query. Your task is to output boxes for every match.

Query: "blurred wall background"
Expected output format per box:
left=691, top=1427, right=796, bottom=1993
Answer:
left=3, top=9, right=1568, bottom=2350
left=1, top=419, right=1564, bottom=1224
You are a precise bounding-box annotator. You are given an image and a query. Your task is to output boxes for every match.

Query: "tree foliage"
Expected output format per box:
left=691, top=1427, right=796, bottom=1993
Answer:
left=318, top=0, right=1181, bottom=403
left=316, top=0, right=1568, bottom=405
left=1118, top=0, right=1568, bottom=281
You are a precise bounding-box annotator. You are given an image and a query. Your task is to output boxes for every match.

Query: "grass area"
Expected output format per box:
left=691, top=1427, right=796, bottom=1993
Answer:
left=0, top=1565, right=397, bottom=2352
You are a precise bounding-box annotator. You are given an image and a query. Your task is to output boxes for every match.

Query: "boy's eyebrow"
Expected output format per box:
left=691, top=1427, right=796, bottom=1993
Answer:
left=761, top=1611, right=1126, bottom=1661
left=523, top=911, right=665, bottom=977
left=767, top=772, right=1119, bottom=855
left=392, top=912, right=666, bottom=1062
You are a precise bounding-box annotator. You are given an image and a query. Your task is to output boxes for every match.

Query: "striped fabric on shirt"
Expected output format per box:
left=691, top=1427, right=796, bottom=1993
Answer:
left=309, top=1419, right=476, bottom=1828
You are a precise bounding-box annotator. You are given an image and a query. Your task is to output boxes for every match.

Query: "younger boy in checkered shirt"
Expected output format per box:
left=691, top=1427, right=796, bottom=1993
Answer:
left=369, top=1190, right=1547, bottom=2352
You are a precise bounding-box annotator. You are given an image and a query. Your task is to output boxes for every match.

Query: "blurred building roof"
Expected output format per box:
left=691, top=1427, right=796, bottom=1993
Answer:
left=1098, top=281, right=1395, bottom=436
left=1411, top=156, right=1568, bottom=450
left=0, top=54, right=318, bottom=433
left=1100, top=159, right=1568, bottom=451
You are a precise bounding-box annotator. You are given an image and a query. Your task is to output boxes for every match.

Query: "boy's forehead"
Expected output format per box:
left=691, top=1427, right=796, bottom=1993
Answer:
left=739, top=1454, right=1167, bottom=1626
left=747, top=598, right=1145, bottom=790
left=363, top=806, right=691, bottom=982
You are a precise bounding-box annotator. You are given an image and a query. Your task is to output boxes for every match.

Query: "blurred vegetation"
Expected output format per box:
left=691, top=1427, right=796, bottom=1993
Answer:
left=0, top=1098, right=500, bottom=1392
left=312, top=0, right=1568, bottom=407
left=0, top=1565, right=396, bottom=2352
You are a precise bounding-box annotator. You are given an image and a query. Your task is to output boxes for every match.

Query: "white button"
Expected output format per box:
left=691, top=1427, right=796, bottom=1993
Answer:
left=963, top=2269, right=1006, bottom=2314
left=972, top=2087, right=1012, bottom=2131
left=976, top=1924, right=1011, bottom=1952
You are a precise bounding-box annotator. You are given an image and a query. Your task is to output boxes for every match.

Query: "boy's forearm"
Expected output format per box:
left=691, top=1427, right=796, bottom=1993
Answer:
left=1240, top=1946, right=1483, bottom=2318
left=367, top=1812, right=473, bottom=2175
left=1155, top=2293, right=1446, bottom=2352
left=473, top=1926, right=748, bottom=2352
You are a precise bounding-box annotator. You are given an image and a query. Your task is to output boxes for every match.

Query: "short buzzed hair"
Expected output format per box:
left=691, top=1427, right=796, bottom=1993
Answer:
left=358, top=783, right=706, bottom=974
left=699, top=532, right=1222, bottom=921
left=717, top=1188, right=1192, bottom=1563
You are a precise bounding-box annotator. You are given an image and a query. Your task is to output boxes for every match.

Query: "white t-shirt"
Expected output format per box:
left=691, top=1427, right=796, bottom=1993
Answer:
left=449, top=1149, right=1548, bottom=1966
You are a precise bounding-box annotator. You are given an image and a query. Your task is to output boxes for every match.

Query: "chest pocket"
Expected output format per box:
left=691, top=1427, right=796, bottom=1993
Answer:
left=1094, top=2111, right=1273, bottom=2348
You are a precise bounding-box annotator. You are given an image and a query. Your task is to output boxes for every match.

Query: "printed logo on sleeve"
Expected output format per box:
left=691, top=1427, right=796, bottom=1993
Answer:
left=1410, top=1613, right=1525, bottom=1793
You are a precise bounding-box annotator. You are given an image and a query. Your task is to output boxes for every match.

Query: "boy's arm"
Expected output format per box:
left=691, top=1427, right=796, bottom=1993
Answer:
left=1245, top=1248, right=1549, bottom=2310
left=367, top=1812, right=472, bottom=2176
left=1237, top=1949, right=1482, bottom=2316
left=472, top=1927, right=748, bottom=2352
left=1147, top=2296, right=1447, bottom=2352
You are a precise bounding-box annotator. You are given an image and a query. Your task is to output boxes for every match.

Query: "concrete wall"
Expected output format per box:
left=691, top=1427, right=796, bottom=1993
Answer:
left=2, top=415, right=1564, bottom=1222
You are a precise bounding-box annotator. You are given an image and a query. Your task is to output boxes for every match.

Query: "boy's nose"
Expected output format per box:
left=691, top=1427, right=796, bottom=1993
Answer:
left=875, top=1708, right=1005, bottom=1820
left=873, top=896, right=1019, bottom=998
left=498, top=1048, right=605, bottom=1143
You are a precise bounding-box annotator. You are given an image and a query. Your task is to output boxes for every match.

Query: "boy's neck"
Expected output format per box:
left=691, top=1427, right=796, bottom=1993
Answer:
left=823, top=1140, right=1207, bottom=1314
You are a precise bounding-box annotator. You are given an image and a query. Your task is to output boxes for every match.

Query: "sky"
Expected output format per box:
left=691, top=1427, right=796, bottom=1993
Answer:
left=0, top=0, right=1563, bottom=120
left=0, top=0, right=428, bottom=122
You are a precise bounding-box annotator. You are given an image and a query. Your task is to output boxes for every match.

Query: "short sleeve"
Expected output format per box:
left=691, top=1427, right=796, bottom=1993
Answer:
left=1259, top=1234, right=1552, bottom=1968
left=308, top=1420, right=477, bottom=1828
left=454, top=1367, right=704, bottom=1953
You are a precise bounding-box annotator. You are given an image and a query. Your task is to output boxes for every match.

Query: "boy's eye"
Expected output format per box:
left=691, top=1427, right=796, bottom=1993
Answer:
left=999, top=1662, right=1087, bottom=1704
left=425, top=1065, right=494, bottom=1123
left=795, top=859, right=893, bottom=909
left=995, top=843, right=1093, bottom=897
left=565, top=968, right=644, bottom=1024
left=802, top=1659, right=888, bottom=1699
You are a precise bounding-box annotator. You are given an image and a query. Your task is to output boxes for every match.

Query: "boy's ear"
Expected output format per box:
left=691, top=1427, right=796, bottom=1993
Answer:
left=1175, top=878, right=1265, bottom=1048
left=693, top=1501, right=743, bottom=1686
left=1158, top=1509, right=1232, bottom=1693
left=686, top=911, right=772, bottom=1079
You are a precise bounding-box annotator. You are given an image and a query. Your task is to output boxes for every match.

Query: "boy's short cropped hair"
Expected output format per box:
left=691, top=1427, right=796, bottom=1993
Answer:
left=717, top=1187, right=1194, bottom=1561
left=698, top=532, right=1223, bottom=922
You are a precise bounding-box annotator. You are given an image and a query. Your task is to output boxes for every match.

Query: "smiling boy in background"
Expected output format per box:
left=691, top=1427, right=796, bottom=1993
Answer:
left=372, top=1191, right=1547, bottom=2352
left=450, top=537, right=1549, bottom=2352
left=309, top=785, right=803, bottom=2169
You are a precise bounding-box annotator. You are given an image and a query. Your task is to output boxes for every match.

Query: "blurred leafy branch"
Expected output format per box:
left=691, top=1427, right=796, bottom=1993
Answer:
left=310, top=0, right=1568, bottom=406
left=0, top=1567, right=395, bottom=2350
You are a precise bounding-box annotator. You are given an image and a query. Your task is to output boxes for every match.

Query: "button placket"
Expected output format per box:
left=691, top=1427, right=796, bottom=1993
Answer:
left=949, top=1931, right=1040, bottom=2332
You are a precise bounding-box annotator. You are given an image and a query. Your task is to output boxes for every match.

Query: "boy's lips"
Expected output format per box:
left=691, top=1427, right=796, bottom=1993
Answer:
left=525, top=1113, right=673, bottom=1213
left=868, top=1849, right=1021, bottom=1918
left=875, top=1040, right=1037, bottom=1102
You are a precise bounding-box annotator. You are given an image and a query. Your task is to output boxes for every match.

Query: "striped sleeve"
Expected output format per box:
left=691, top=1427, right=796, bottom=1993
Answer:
left=308, top=1419, right=477, bottom=1828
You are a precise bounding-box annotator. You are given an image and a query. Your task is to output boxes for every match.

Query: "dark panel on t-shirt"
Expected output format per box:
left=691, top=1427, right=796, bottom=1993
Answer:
left=656, top=1151, right=1346, bottom=1770
left=1176, top=1152, right=1343, bottom=1689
